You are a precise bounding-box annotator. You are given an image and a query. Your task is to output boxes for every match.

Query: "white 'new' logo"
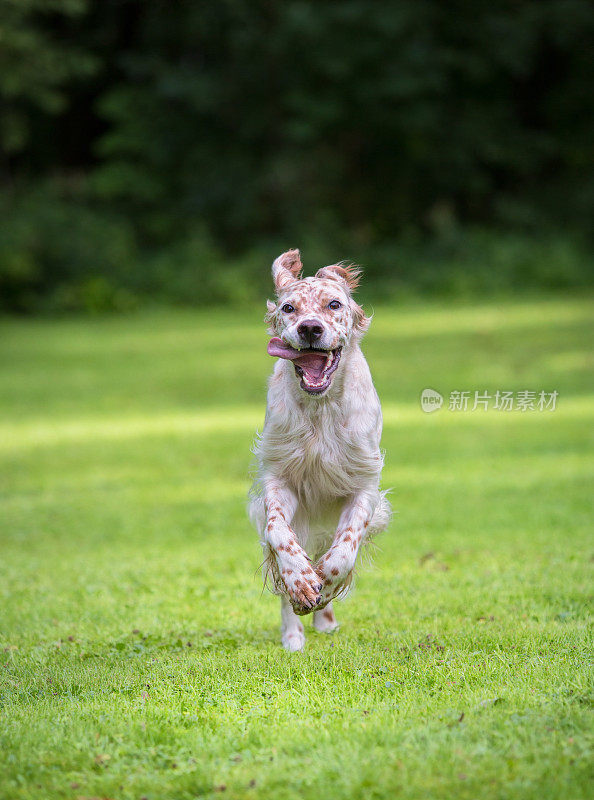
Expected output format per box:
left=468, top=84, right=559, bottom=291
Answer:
left=420, top=388, right=443, bottom=413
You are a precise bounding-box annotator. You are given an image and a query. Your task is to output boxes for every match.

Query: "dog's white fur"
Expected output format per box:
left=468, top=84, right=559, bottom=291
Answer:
left=249, top=249, right=390, bottom=651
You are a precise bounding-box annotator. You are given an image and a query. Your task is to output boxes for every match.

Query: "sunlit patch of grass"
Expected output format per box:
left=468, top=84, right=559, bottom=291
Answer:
left=0, top=296, right=593, bottom=799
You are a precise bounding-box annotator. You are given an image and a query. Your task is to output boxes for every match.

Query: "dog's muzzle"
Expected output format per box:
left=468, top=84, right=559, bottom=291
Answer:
left=267, top=337, right=342, bottom=395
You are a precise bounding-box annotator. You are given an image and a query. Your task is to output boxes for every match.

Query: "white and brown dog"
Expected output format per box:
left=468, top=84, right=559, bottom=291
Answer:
left=249, top=249, right=390, bottom=651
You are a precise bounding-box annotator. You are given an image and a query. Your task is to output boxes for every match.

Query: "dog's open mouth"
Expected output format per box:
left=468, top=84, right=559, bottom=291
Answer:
left=267, top=337, right=342, bottom=395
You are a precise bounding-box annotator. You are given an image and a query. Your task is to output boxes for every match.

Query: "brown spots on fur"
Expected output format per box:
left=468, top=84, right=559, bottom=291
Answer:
left=324, top=579, right=332, bottom=587
left=364, top=520, right=369, bottom=528
left=286, top=569, right=293, bottom=575
left=323, top=609, right=335, bottom=622
left=331, top=567, right=339, bottom=576
left=343, top=534, right=351, bottom=543
left=277, top=543, right=285, bottom=552
left=271, top=261, right=362, bottom=360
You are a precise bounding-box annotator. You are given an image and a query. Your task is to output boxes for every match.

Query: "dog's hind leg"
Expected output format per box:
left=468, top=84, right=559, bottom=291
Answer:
left=313, top=602, right=339, bottom=633
left=280, top=594, right=305, bottom=651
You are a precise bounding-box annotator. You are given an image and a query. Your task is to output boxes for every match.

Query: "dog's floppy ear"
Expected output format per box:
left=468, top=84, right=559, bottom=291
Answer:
left=314, top=262, right=361, bottom=291
left=265, top=299, right=277, bottom=333
left=352, top=302, right=371, bottom=334
left=272, top=249, right=303, bottom=293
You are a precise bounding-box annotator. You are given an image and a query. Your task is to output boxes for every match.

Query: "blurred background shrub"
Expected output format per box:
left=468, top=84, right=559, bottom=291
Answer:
left=1, top=0, right=592, bottom=312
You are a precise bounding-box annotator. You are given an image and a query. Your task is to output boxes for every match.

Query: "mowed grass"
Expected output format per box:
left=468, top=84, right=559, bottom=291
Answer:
left=0, top=296, right=593, bottom=800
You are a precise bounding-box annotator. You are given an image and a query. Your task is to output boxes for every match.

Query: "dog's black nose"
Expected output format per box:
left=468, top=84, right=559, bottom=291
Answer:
left=298, top=319, right=324, bottom=345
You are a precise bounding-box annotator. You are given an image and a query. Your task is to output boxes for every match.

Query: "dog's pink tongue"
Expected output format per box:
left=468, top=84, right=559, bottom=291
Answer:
left=267, top=337, right=302, bottom=360
left=267, top=338, right=327, bottom=380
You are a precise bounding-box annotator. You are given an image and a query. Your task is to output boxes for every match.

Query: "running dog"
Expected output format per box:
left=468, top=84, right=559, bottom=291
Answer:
left=249, top=249, right=390, bottom=650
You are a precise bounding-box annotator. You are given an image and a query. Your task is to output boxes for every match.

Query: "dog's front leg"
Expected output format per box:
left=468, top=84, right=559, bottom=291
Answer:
left=263, top=478, right=323, bottom=614
left=315, top=491, right=376, bottom=606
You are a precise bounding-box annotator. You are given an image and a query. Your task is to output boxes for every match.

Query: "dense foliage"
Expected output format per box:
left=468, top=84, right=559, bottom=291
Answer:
left=1, top=0, right=593, bottom=310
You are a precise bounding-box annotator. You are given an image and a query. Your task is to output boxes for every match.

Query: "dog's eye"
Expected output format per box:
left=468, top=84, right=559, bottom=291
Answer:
left=281, top=303, right=295, bottom=313
left=328, top=300, right=342, bottom=310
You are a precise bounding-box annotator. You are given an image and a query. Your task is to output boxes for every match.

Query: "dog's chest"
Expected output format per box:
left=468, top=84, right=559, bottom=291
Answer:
left=272, top=411, right=368, bottom=502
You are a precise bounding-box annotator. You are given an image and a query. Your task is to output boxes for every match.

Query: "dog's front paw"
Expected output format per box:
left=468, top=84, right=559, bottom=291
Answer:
left=276, top=542, right=323, bottom=614
left=281, top=565, right=323, bottom=615
left=315, top=549, right=354, bottom=607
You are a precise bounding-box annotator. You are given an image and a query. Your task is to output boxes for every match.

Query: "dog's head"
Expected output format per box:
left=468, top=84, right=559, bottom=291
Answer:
left=265, top=249, right=370, bottom=396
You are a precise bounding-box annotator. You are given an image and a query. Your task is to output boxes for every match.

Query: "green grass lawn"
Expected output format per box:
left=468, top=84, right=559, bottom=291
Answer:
left=1, top=296, right=593, bottom=800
